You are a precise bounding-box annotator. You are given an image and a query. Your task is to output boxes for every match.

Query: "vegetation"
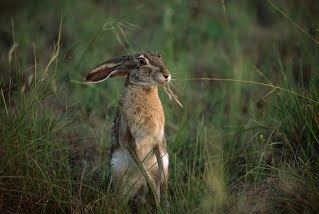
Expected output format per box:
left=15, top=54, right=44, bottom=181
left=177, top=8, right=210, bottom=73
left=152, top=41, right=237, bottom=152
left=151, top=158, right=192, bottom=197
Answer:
left=0, top=0, right=318, bottom=213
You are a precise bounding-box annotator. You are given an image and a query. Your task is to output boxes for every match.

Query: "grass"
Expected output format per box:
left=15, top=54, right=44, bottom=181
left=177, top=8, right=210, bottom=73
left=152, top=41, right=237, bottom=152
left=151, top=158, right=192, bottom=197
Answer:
left=0, top=0, right=319, bottom=213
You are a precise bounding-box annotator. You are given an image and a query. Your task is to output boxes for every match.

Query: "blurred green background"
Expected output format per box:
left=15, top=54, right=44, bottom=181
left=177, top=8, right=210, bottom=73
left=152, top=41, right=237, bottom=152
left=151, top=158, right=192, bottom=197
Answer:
left=0, top=0, right=318, bottom=213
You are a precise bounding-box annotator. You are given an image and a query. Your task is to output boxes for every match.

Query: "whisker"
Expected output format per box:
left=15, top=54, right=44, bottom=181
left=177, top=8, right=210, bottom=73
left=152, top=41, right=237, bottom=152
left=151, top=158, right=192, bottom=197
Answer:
left=170, top=77, right=318, bottom=104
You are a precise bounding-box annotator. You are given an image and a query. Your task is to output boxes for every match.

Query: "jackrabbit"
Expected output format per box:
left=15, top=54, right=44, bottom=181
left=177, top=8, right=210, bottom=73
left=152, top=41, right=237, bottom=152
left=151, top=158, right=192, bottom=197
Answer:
left=84, top=52, right=170, bottom=205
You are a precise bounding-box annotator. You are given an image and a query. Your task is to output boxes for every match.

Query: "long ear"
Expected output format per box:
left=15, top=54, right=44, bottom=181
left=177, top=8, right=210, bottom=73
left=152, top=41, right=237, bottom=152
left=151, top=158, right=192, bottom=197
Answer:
left=84, top=61, right=129, bottom=83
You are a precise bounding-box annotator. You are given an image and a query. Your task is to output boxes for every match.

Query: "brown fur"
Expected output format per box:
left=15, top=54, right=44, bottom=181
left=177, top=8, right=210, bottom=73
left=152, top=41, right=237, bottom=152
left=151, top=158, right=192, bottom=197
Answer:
left=112, top=83, right=168, bottom=201
left=85, top=52, right=170, bottom=204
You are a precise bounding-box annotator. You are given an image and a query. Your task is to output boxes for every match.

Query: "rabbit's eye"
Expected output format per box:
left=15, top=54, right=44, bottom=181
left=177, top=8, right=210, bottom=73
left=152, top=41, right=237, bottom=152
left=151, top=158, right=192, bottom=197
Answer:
left=138, top=57, right=147, bottom=66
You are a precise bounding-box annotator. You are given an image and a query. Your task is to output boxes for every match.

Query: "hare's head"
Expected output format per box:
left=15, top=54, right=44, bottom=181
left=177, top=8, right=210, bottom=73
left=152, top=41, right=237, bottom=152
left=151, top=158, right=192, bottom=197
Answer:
left=84, top=52, right=171, bottom=86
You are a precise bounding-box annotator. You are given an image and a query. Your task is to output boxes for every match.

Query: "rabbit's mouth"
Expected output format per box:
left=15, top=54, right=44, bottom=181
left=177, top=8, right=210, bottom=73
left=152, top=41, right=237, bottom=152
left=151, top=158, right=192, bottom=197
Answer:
left=154, top=73, right=171, bottom=85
